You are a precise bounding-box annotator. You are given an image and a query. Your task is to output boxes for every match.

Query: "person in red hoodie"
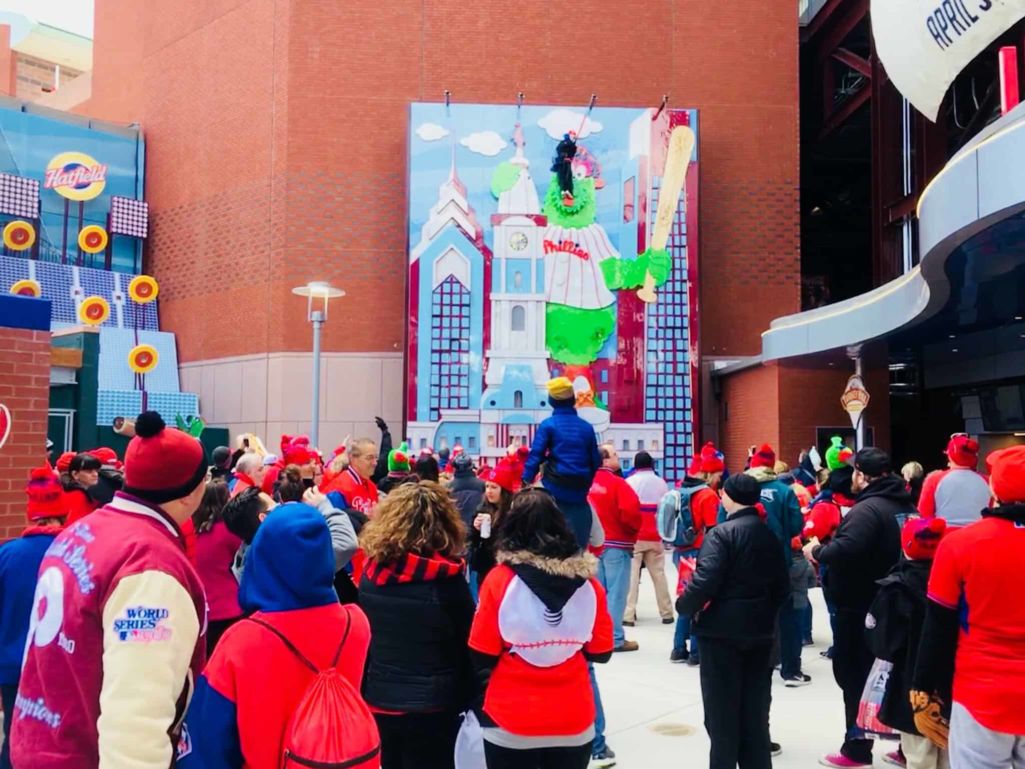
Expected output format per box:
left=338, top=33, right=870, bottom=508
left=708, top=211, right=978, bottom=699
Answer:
left=671, top=442, right=725, bottom=665
left=470, top=488, right=614, bottom=768
left=178, top=501, right=372, bottom=769
left=588, top=444, right=642, bottom=652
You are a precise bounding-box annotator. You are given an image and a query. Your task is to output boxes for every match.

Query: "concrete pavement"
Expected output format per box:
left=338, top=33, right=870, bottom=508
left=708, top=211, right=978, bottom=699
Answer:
left=594, top=563, right=895, bottom=767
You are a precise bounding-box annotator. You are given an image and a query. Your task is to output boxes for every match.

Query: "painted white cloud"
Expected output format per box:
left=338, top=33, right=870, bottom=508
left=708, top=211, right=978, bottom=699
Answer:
left=459, top=131, right=507, bottom=157
left=537, top=108, right=604, bottom=140
left=415, top=122, right=450, bottom=142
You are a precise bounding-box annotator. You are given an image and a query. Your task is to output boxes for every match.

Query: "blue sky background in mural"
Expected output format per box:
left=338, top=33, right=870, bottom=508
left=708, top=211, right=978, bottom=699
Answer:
left=409, top=102, right=662, bottom=359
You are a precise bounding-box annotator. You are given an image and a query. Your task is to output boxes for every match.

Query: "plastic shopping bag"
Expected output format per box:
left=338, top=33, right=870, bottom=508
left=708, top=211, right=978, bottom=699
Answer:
left=675, top=555, right=696, bottom=596
left=856, top=658, right=898, bottom=738
left=454, top=710, right=486, bottom=769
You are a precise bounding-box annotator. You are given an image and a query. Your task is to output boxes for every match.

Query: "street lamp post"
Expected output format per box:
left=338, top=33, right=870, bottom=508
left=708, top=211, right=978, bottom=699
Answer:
left=292, top=281, right=345, bottom=449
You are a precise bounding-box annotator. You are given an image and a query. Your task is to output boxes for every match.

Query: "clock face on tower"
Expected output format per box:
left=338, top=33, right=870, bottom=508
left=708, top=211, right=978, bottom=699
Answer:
left=508, top=232, right=528, bottom=251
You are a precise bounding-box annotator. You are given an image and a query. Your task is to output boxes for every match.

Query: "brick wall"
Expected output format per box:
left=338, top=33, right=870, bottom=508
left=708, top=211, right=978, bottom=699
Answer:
left=719, top=356, right=892, bottom=474
left=0, top=327, right=51, bottom=541
left=82, top=0, right=799, bottom=364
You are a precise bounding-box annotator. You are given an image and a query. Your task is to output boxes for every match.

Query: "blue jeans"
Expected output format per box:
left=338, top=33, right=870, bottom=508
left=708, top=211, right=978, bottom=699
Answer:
left=802, top=600, right=813, bottom=641
left=598, top=547, right=632, bottom=647
left=556, top=499, right=594, bottom=550
left=588, top=663, right=607, bottom=755
left=1, top=683, right=16, bottom=769
left=673, top=549, right=700, bottom=656
left=778, top=597, right=803, bottom=679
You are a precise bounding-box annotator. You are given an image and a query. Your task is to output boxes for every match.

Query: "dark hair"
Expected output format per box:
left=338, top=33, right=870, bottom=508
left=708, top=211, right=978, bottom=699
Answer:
left=69, top=453, right=101, bottom=474
left=222, top=486, right=268, bottom=544
left=481, top=486, right=514, bottom=526
left=192, top=481, right=230, bottom=533
left=855, top=447, right=891, bottom=479
left=828, top=465, right=855, bottom=496
left=495, top=488, right=579, bottom=560
left=634, top=451, right=655, bottom=470
left=414, top=454, right=440, bottom=483
left=277, top=464, right=305, bottom=503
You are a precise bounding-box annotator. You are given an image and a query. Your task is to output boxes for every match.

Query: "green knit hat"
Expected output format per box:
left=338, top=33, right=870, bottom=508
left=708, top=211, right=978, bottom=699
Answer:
left=388, top=442, right=411, bottom=473
left=825, top=436, right=853, bottom=471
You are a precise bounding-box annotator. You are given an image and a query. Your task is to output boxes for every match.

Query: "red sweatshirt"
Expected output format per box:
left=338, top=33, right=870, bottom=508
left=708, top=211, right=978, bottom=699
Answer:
left=588, top=469, right=642, bottom=551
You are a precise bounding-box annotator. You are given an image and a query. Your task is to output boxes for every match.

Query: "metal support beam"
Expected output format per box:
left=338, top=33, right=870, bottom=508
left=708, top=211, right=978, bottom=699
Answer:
left=832, top=47, right=872, bottom=79
left=819, top=86, right=871, bottom=140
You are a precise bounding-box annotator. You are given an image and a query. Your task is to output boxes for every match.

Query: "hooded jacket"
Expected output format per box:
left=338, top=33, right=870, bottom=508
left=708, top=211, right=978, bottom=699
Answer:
left=450, top=468, right=486, bottom=529
left=812, top=474, right=907, bottom=611
left=718, top=467, right=803, bottom=562
left=677, top=507, right=790, bottom=641
left=522, top=400, right=602, bottom=504
left=469, top=551, right=613, bottom=740
left=359, top=551, right=476, bottom=713
left=178, top=503, right=371, bottom=769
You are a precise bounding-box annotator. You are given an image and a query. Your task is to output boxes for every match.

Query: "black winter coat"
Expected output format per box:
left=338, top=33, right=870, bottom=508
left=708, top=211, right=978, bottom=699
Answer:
left=865, top=559, right=942, bottom=734
left=814, top=475, right=908, bottom=612
left=676, top=507, right=790, bottom=642
left=359, top=561, right=477, bottom=713
left=450, top=471, right=485, bottom=529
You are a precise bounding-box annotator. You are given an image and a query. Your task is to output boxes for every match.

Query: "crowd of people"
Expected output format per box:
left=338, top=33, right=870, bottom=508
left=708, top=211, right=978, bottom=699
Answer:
left=0, top=380, right=1022, bottom=769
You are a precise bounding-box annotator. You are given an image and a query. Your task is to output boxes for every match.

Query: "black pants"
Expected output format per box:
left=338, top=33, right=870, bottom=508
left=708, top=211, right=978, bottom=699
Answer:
left=700, top=637, right=774, bottom=769
left=1, top=683, right=15, bottom=769
left=483, top=741, right=592, bottom=769
left=376, top=710, right=462, bottom=769
left=832, top=607, right=874, bottom=763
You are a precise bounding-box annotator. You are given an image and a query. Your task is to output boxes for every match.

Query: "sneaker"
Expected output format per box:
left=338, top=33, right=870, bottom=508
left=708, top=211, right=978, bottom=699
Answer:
left=820, top=647, right=834, bottom=659
left=770, top=742, right=782, bottom=757
left=686, top=655, right=700, bottom=667
left=882, top=749, right=906, bottom=767
left=803, top=637, right=815, bottom=647
left=783, top=673, right=812, bottom=688
left=670, top=648, right=689, bottom=663
left=591, top=745, right=616, bottom=768
left=622, top=620, right=635, bottom=627
left=819, top=753, right=872, bottom=768
left=613, top=640, right=639, bottom=652
left=661, top=617, right=675, bottom=625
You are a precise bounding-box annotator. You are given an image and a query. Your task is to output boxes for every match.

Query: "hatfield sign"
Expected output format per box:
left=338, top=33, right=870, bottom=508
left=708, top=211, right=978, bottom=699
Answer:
left=43, top=151, right=108, bottom=202
left=872, top=0, right=1025, bottom=120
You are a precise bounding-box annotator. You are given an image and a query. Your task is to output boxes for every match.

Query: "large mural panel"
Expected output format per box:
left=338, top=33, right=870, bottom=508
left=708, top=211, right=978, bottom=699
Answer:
left=406, top=102, right=699, bottom=480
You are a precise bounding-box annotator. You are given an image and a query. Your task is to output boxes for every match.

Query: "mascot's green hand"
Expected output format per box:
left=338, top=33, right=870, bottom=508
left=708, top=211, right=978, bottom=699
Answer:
left=644, top=247, right=672, bottom=286
left=600, top=248, right=671, bottom=290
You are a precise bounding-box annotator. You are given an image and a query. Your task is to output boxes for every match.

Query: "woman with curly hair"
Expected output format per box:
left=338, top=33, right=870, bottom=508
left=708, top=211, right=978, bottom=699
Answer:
left=358, top=481, right=476, bottom=769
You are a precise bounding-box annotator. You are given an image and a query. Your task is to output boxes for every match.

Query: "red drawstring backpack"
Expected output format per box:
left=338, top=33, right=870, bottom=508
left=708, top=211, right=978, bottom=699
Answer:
left=249, top=612, right=381, bottom=768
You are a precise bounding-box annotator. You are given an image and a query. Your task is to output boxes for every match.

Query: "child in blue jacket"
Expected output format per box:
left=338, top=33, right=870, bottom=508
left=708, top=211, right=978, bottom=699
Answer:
left=0, top=465, right=67, bottom=769
left=522, top=377, right=602, bottom=548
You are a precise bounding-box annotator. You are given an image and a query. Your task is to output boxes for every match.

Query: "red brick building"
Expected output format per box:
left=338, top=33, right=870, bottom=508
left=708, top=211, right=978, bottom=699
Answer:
left=70, top=0, right=844, bottom=467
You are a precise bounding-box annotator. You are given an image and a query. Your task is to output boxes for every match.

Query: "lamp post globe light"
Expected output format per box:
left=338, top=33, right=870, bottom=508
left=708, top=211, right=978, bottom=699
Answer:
left=292, top=281, right=345, bottom=449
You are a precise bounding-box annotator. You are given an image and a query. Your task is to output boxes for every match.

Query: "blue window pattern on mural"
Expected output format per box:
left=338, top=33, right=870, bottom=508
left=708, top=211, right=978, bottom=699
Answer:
left=645, top=175, right=693, bottom=480
left=430, top=275, right=471, bottom=421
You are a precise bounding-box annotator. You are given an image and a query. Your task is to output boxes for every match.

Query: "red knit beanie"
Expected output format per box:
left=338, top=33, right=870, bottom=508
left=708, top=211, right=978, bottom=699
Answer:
left=947, top=434, right=980, bottom=468
left=987, top=445, right=1025, bottom=503
left=56, top=451, right=75, bottom=474
left=699, top=442, right=725, bottom=474
left=751, top=443, right=776, bottom=469
left=281, top=434, right=315, bottom=467
left=89, top=446, right=122, bottom=470
left=26, top=464, right=67, bottom=521
left=902, top=517, right=947, bottom=560
left=123, top=412, right=207, bottom=504
left=485, top=459, right=520, bottom=494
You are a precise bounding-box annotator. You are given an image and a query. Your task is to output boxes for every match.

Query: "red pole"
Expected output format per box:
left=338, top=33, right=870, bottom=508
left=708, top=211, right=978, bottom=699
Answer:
left=1000, top=46, right=1020, bottom=115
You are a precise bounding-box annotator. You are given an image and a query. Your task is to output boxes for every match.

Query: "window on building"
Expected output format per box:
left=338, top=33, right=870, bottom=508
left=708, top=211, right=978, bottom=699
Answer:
left=468, top=436, right=477, bottom=450
left=652, top=440, right=660, bottom=450
left=622, top=440, right=630, bottom=451
left=420, top=438, right=428, bottom=449
left=600, top=369, right=608, bottom=384
left=637, top=439, right=645, bottom=451
left=455, top=436, right=462, bottom=448
left=428, top=275, right=471, bottom=421
left=623, top=177, right=635, bottom=222
left=513, top=271, right=523, bottom=288
left=488, top=434, right=496, bottom=447
left=514, top=390, right=524, bottom=408
left=511, top=305, right=526, bottom=332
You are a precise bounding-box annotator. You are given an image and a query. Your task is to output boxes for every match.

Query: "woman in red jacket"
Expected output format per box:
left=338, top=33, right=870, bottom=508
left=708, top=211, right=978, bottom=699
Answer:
left=62, top=452, right=101, bottom=525
left=470, top=489, right=614, bottom=769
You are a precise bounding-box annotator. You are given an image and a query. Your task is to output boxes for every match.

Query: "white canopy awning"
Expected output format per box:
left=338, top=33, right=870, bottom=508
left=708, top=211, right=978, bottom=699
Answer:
left=871, top=0, right=1025, bottom=121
